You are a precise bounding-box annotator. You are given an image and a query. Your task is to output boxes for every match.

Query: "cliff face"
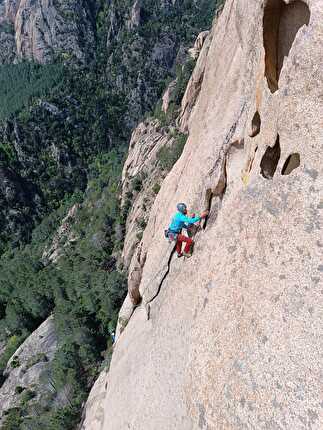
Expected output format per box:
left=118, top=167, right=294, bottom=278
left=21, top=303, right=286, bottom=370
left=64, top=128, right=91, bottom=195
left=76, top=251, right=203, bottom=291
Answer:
left=0, top=316, right=59, bottom=425
left=121, top=28, right=212, bottom=271
left=0, top=2, right=223, bottom=425
left=0, top=0, right=95, bottom=64
left=82, top=0, right=323, bottom=428
left=120, top=119, right=173, bottom=268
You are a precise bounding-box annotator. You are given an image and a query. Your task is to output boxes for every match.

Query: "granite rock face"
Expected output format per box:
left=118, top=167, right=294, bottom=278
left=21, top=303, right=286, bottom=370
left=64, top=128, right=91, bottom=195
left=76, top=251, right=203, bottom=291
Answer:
left=116, top=119, right=175, bottom=337
left=42, top=203, right=80, bottom=265
left=126, top=0, right=142, bottom=30
left=0, top=0, right=95, bottom=64
left=121, top=119, right=174, bottom=269
left=120, top=28, right=214, bottom=271
left=82, top=0, right=323, bottom=429
left=0, top=316, right=58, bottom=425
left=162, top=79, right=178, bottom=113
left=178, top=30, right=212, bottom=133
left=188, top=30, right=210, bottom=60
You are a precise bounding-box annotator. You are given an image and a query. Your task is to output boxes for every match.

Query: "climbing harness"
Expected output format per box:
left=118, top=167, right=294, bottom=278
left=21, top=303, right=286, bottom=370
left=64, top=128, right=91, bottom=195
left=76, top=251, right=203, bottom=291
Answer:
left=164, top=229, right=178, bottom=243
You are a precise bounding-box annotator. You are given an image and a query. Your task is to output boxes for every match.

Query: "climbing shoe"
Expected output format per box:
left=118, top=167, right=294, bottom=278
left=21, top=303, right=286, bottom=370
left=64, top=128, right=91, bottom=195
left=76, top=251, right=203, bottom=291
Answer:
left=183, top=252, right=192, bottom=258
left=177, top=253, right=183, bottom=258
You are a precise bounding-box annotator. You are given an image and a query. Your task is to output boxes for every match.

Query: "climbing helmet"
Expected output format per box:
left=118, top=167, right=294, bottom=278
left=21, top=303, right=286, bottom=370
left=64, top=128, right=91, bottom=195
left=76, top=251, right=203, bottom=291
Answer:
left=177, top=203, right=187, bottom=214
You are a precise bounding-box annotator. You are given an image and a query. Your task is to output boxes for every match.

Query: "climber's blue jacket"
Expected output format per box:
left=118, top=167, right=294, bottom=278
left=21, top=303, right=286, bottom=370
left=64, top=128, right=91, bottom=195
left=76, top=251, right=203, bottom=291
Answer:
left=169, top=212, right=201, bottom=233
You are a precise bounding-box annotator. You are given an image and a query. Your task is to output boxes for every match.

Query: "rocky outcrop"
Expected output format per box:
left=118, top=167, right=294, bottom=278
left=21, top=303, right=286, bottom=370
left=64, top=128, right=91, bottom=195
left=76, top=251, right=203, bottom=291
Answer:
left=121, top=119, right=174, bottom=269
left=162, top=79, right=177, bottom=113
left=0, top=23, right=16, bottom=63
left=0, top=0, right=20, bottom=23
left=188, top=30, right=210, bottom=59
left=178, top=30, right=212, bottom=133
left=0, top=166, right=42, bottom=247
left=42, top=203, right=79, bottom=265
left=0, top=316, right=58, bottom=425
left=0, top=342, right=6, bottom=357
left=127, top=0, right=142, bottom=30
left=82, top=0, right=323, bottom=428
left=79, top=370, right=109, bottom=430
left=0, top=0, right=95, bottom=64
left=105, top=0, right=194, bottom=129
left=121, top=28, right=214, bottom=271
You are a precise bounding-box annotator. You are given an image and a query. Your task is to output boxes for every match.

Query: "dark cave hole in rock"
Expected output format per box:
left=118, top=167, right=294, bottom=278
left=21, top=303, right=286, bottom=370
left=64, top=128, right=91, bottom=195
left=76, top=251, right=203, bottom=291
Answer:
left=250, top=111, right=261, bottom=137
left=202, top=175, right=227, bottom=231
left=281, top=153, right=300, bottom=175
left=263, top=0, right=310, bottom=93
left=203, top=189, right=214, bottom=230
left=260, top=135, right=281, bottom=179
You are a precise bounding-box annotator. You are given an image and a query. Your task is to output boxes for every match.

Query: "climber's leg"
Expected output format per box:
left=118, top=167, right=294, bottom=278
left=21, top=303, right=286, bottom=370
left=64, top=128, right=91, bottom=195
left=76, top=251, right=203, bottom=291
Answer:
left=184, top=237, right=193, bottom=254
left=176, top=235, right=184, bottom=255
left=177, top=234, right=193, bottom=255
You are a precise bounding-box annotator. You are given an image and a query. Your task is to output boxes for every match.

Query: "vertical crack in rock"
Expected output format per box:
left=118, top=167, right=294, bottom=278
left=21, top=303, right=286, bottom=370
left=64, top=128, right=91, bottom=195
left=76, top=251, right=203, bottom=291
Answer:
left=144, top=152, right=228, bottom=318
left=203, top=189, right=215, bottom=230
left=208, top=103, right=246, bottom=178
left=145, top=158, right=228, bottom=318
left=141, top=108, right=246, bottom=319
left=145, top=245, right=177, bottom=319
left=119, top=108, right=245, bottom=325
left=203, top=156, right=228, bottom=230
left=243, top=146, right=258, bottom=183
left=204, top=137, right=245, bottom=229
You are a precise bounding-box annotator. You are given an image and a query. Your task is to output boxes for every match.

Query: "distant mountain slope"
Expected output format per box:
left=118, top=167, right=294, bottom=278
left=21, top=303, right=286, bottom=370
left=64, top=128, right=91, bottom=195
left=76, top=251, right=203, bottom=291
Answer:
left=0, top=0, right=221, bottom=253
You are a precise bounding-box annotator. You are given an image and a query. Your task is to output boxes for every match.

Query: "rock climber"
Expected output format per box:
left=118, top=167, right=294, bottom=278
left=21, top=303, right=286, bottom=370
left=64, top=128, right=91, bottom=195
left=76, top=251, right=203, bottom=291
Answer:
left=166, top=203, right=209, bottom=258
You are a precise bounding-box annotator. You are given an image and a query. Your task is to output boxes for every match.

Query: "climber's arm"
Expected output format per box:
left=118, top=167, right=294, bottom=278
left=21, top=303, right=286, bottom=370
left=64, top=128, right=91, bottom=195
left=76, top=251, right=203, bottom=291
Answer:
left=179, top=213, right=201, bottom=225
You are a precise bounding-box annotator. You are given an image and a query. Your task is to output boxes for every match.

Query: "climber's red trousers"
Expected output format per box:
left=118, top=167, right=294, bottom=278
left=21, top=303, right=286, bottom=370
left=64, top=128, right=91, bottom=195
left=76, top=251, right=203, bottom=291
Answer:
left=176, top=234, right=193, bottom=255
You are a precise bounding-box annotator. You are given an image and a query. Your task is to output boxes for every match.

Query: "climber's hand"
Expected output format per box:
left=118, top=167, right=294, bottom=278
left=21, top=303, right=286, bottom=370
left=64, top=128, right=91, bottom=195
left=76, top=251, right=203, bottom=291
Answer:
left=201, top=210, right=209, bottom=219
